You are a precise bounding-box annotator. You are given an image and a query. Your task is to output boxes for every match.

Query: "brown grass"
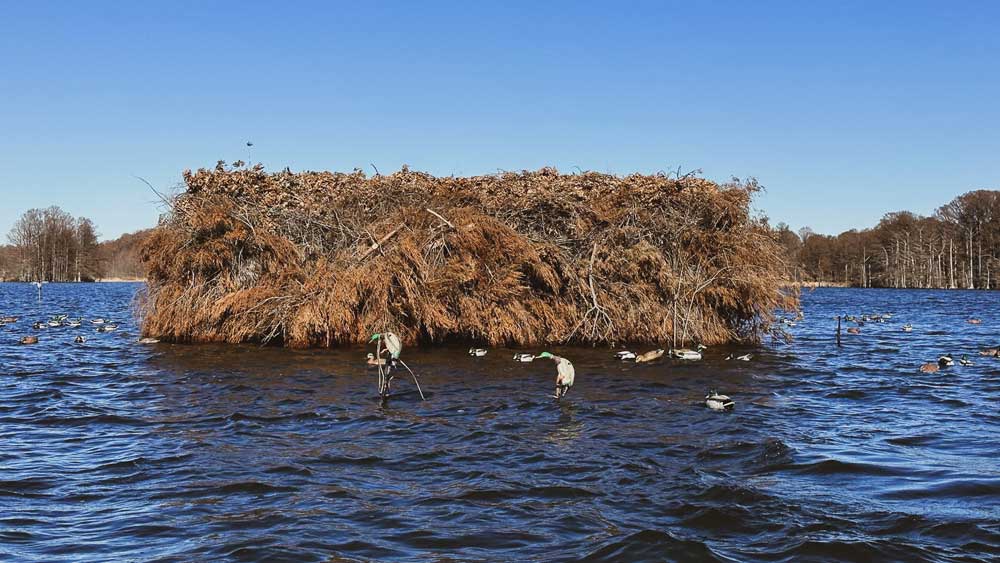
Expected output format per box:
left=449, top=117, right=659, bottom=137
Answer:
left=139, top=162, right=798, bottom=348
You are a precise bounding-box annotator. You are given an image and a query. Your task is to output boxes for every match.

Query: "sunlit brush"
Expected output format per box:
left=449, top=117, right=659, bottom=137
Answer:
left=536, top=352, right=575, bottom=400
left=705, top=390, right=734, bottom=411
left=635, top=349, right=664, bottom=363
left=670, top=345, right=706, bottom=360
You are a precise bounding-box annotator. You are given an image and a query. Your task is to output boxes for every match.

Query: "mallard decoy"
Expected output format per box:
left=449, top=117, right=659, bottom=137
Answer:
left=74, top=335, right=86, bottom=344
left=959, top=355, right=974, bottom=366
left=967, top=319, right=983, bottom=325
left=537, top=352, right=575, bottom=400
left=1, top=316, right=18, bottom=324
left=469, top=348, right=488, bottom=357
left=705, top=390, right=734, bottom=411
left=670, top=345, right=706, bottom=360
left=20, top=336, right=38, bottom=345
left=635, top=349, right=665, bottom=363
left=91, top=318, right=106, bottom=325
left=979, top=346, right=1000, bottom=357
left=97, top=324, right=119, bottom=333
left=138, top=338, right=160, bottom=344
left=726, top=353, right=753, bottom=361
left=366, top=353, right=387, bottom=366
left=615, top=350, right=636, bottom=361
left=846, top=327, right=861, bottom=335
left=938, top=355, right=954, bottom=367
left=513, top=353, right=536, bottom=362
left=902, top=324, right=913, bottom=333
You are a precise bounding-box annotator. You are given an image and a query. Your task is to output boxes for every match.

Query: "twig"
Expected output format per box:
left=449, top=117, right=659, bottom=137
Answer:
left=359, top=224, right=405, bottom=261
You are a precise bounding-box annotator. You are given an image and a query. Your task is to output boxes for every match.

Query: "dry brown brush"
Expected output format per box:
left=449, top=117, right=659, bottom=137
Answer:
left=139, top=162, right=798, bottom=348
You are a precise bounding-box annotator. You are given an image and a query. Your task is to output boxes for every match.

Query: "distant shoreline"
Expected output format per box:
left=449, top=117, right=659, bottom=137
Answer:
left=0, top=278, right=145, bottom=283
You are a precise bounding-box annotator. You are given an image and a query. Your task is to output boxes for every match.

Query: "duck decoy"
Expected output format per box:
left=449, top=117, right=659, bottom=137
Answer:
left=97, top=324, right=119, bottom=333
left=979, top=347, right=1000, bottom=357
left=1, top=316, right=18, bottom=324
left=959, top=355, right=974, bottom=366
left=513, top=353, right=536, bottom=362
left=537, top=352, right=575, bottom=400
left=20, top=336, right=38, bottom=345
left=846, top=327, right=861, bottom=335
left=138, top=338, right=160, bottom=344
left=705, top=390, right=735, bottom=411
left=902, top=324, right=913, bottom=333
left=967, top=319, right=983, bottom=325
left=91, top=318, right=106, bottom=325
left=366, top=353, right=387, bottom=366
left=469, top=348, right=488, bottom=357
left=614, top=350, right=636, bottom=361
left=939, top=354, right=954, bottom=367
left=74, top=336, right=86, bottom=344
left=726, top=353, right=753, bottom=361
left=635, top=349, right=665, bottom=363
left=670, top=345, right=706, bottom=360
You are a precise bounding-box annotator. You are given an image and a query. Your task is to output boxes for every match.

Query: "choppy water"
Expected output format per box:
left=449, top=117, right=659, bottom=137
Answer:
left=1, top=283, right=998, bottom=562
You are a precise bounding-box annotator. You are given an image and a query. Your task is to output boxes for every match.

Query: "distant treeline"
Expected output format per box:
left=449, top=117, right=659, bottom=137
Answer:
left=779, top=190, right=1000, bottom=289
left=0, top=206, right=150, bottom=282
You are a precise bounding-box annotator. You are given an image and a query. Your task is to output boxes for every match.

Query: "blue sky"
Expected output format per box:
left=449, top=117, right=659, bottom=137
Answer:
left=1, top=1, right=997, bottom=240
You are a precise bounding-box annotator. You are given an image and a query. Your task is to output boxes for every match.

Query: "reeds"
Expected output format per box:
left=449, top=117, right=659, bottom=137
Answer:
left=140, top=162, right=797, bottom=347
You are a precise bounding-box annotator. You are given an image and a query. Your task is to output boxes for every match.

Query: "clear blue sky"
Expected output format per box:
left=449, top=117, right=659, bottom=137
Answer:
left=1, top=1, right=997, bottom=240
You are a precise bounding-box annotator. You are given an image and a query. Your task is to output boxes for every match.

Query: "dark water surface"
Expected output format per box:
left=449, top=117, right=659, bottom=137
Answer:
left=1, top=283, right=998, bottom=562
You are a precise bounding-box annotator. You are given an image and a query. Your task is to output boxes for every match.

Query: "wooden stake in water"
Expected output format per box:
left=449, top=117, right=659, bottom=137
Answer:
left=836, top=315, right=842, bottom=347
left=35, top=281, right=42, bottom=301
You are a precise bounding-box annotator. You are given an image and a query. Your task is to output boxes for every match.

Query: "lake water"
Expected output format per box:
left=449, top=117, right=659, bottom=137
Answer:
left=1, top=283, right=998, bottom=562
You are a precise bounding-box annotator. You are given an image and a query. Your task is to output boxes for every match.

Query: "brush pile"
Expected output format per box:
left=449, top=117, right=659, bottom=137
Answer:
left=139, top=162, right=797, bottom=347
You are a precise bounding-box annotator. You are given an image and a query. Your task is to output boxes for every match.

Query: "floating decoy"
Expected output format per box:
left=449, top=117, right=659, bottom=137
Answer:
left=902, top=324, right=913, bottom=333
left=670, top=345, right=706, bottom=360
left=47, top=320, right=62, bottom=328
left=66, top=319, right=82, bottom=328
left=726, top=353, right=753, bottom=361
left=74, top=335, right=86, bottom=344
left=513, top=353, right=536, bottom=362
left=469, top=348, right=488, bottom=357
left=91, top=318, right=106, bottom=325
left=968, top=319, right=983, bottom=325
left=846, top=327, right=861, bottom=335
left=959, top=355, right=973, bottom=366
left=615, top=350, right=636, bottom=361
left=979, top=347, right=1000, bottom=357
left=938, top=355, right=954, bottom=367
left=32, top=322, right=45, bottom=330
left=1, top=316, right=18, bottom=324
left=537, top=352, right=575, bottom=400
left=635, top=349, right=665, bottom=363
left=20, top=336, right=38, bottom=345
left=138, top=338, right=160, bottom=344
left=366, top=353, right=387, bottom=366
left=705, top=390, right=734, bottom=411
left=97, top=324, right=119, bottom=333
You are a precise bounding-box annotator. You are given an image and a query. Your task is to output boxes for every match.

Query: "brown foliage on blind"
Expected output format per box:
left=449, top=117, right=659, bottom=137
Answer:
left=139, top=162, right=797, bottom=347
